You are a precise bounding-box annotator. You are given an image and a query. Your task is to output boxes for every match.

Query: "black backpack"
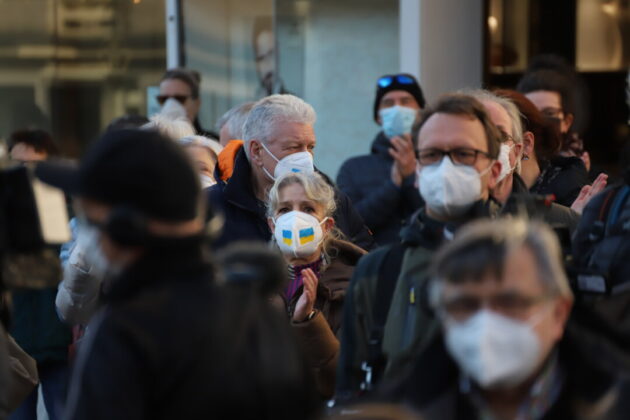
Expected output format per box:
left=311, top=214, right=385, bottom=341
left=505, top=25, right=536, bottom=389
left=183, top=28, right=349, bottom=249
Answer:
left=571, top=179, right=630, bottom=347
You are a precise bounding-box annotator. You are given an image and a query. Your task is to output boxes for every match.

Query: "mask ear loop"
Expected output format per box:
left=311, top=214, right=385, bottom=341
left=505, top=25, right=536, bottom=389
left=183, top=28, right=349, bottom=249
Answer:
left=258, top=141, right=280, bottom=181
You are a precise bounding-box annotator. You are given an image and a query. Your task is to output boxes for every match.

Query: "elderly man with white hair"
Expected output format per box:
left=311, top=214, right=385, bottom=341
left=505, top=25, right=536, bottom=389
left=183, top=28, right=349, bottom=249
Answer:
left=207, top=94, right=374, bottom=250
left=467, top=90, right=583, bottom=232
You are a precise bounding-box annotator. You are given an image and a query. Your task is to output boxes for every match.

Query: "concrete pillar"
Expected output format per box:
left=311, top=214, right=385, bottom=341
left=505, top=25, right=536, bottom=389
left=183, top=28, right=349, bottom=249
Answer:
left=400, top=0, right=484, bottom=102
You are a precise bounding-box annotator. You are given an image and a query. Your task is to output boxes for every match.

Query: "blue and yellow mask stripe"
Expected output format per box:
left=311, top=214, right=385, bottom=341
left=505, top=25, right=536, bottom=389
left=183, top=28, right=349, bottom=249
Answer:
left=298, top=227, right=315, bottom=245
left=282, top=230, right=293, bottom=246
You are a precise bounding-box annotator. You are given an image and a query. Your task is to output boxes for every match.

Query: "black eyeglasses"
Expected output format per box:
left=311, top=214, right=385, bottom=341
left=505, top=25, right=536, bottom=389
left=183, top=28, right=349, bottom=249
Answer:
left=377, top=74, right=416, bottom=88
left=417, top=148, right=491, bottom=166
left=156, top=95, right=190, bottom=105
left=440, top=293, right=551, bottom=322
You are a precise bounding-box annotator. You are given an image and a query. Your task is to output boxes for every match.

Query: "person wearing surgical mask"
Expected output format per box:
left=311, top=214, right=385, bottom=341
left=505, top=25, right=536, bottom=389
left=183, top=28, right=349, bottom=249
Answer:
left=207, top=94, right=374, bottom=251
left=337, top=74, right=425, bottom=245
left=336, top=94, right=503, bottom=400
left=392, top=218, right=629, bottom=420
left=266, top=172, right=366, bottom=398
left=466, top=90, right=525, bottom=206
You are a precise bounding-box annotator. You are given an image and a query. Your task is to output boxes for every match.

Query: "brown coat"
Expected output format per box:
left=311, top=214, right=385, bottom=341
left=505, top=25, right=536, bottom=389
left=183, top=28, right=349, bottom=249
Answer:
left=287, top=239, right=366, bottom=398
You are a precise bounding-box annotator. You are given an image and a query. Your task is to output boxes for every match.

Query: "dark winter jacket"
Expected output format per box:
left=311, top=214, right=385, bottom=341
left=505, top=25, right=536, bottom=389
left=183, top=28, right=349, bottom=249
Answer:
left=387, top=321, right=630, bottom=420
left=531, top=155, right=588, bottom=207
left=207, top=148, right=375, bottom=250
left=335, top=200, right=501, bottom=401
left=65, top=238, right=321, bottom=420
left=510, top=173, right=580, bottom=233
left=337, top=132, right=423, bottom=245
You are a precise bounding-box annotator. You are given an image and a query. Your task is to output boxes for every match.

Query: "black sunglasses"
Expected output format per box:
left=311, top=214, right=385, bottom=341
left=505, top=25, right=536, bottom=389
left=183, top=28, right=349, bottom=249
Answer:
left=156, top=95, right=190, bottom=105
left=377, top=74, right=416, bottom=88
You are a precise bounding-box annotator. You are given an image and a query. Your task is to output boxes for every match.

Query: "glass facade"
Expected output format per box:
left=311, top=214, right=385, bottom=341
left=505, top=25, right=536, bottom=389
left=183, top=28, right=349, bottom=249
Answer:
left=0, top=0, right=166, bottom=157
left=182, top=0, right=400, bottom=178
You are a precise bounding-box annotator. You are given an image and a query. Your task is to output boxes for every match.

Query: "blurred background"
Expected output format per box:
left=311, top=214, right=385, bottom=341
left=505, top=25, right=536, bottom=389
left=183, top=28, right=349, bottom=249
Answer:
left=0, top=0, right=627, bottom=178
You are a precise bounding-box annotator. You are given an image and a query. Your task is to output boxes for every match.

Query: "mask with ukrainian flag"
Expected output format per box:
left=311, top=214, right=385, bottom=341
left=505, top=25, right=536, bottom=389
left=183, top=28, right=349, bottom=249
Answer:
left=273, top=211, right=327, bottom=258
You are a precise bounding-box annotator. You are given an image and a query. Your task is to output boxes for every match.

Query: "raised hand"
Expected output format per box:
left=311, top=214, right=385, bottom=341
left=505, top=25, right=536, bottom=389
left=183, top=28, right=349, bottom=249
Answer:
left=389, top=134, right=417, bottom=187
left=571, top=172, right=608, bottom=214
left=292, top=268, right=319, bottom=322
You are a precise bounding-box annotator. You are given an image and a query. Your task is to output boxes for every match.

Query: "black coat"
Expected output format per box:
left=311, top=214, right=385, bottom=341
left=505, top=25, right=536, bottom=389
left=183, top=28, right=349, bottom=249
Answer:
left=531, top=156, right=588, bottom=207
left=337, top=132, right=422, bottom=245
left=387, top=321, right=630, bottom=420
left=207, top=148, right=375, bottom=250
left=65, top=239, right=321, bottom=420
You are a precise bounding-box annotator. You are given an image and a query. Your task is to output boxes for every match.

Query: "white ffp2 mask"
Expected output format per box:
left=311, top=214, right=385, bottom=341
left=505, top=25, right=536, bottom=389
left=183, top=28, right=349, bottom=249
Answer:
left=418, top=157, right=492, bottom=219
left=444, top=309, right=543, bottom=389
left=273, top=211, right=327, bottom=258
left=260, top=141, right=314, bottom=180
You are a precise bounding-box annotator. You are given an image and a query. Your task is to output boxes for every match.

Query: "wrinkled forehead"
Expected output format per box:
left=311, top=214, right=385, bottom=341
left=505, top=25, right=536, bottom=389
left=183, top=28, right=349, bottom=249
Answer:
left=417, top=112, right=488, bottom=152
left=268, top=120, right=316, bottom=144
left=480, top=100, right=512, bottom=138
left=440, top=245, right=546, bottom=298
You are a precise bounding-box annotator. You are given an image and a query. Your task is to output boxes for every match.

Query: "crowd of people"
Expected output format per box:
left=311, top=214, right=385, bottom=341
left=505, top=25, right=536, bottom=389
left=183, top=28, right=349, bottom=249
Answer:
left=1, top=60, right=629, bottom=420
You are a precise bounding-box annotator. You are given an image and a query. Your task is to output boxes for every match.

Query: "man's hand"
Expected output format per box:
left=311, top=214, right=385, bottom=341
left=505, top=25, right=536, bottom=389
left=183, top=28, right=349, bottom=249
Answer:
left=389, top=134, right=417, bottom=187
left=292, top=268, right=318, bottom=322
left=570, top=172, right=608, bottom=214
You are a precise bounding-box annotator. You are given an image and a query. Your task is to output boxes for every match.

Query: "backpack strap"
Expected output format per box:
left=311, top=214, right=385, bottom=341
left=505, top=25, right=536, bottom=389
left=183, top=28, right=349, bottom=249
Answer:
left=360, top=242, right=407, bottom=391
left=581, top=185, right=630, bottom=294
left=605, top=185, right=630, bottom=235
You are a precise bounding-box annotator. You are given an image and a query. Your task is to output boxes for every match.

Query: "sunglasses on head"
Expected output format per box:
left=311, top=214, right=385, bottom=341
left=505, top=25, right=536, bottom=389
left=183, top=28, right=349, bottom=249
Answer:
left=377, top=74, right=416, bottom=88
left=156, top=95, right=190, bottom=105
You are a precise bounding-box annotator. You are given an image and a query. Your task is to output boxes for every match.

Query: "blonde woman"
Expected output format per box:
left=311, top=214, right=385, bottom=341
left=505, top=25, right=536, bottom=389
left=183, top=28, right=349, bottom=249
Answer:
left=267, top=172, right=367, bottom=398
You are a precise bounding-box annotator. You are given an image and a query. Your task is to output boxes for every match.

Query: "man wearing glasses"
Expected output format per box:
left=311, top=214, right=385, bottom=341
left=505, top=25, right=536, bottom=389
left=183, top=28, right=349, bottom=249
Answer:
left=392, top=218, right=628, bottom=420
left=335, top=94, right=502, bottom=400
left=337, top=73, right=425, bottom=245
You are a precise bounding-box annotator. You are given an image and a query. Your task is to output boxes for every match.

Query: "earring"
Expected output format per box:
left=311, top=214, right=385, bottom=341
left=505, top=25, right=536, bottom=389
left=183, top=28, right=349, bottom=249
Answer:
left=522, top=154, right=530, bottom=161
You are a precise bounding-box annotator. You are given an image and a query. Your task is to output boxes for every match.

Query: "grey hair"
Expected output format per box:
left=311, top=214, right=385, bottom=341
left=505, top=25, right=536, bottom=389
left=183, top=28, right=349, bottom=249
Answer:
left=430, top=218, right=573, bottom=307
left=463, top=89, right=524, bottom=146
left=142, top=115, right=195, bottom=141
left=178, top=135, right=223, bottom=160
left=242, top=94, right=316, bottom=160
left=216, top=102, right=255, bottom=140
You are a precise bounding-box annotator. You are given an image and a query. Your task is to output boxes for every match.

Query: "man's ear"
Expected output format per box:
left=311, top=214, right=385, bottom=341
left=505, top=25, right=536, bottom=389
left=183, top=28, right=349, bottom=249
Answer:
left=487, top=159, right=503, bottom=190
left=551, top=297, right=573, bottom=341
left=249, top=140, right=263, bottom=166
left=561, top=113, right=574, bottom=133
left=523, top=131, right=535, bottom=158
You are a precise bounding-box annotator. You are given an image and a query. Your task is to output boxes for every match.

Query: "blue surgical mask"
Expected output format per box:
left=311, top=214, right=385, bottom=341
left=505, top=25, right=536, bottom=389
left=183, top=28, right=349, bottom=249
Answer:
left=379, top=105, right=417, bottom=138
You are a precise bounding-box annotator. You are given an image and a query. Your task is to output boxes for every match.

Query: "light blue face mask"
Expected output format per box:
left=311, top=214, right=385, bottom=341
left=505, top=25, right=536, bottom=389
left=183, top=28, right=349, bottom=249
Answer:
left=379, top=105, right=418, bottom=138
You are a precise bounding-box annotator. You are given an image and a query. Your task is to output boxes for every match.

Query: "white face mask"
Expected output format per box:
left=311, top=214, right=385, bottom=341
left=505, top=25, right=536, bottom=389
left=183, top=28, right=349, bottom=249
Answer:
left=379, top=105, right=417, bottom=139
left=418, top=157, right=492, bottom=219
left=497, top=143, right=515, bottom=183
left=75, top=222, right=124, bottom=282
left=273, top=211, right=327, bottom=258
left=444, top=309, right=544, bottom=389
left=200, top=174, right=216, bottom=189
left=160, top=97, right=188, bottom=120
left=259, top=141, right=314, bottom=181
